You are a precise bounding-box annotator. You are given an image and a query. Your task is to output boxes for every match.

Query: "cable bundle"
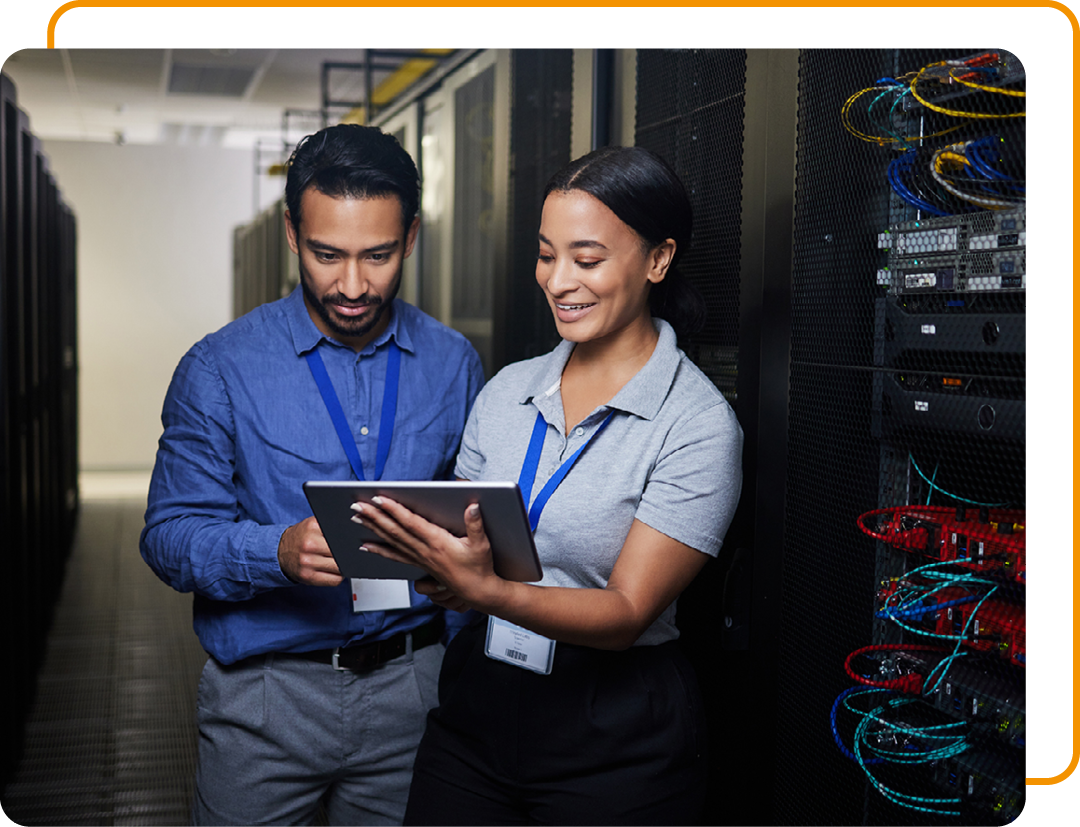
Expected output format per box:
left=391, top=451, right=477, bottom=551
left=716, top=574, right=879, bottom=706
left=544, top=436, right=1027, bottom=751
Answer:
left=842, top=51, right=1025, bottom=217
left=875, top=561, right=1002, bottom=689
left=929, top=138, right=1024, bottom=210
left=841, top=80, right=967, bottom=149
left=843, top=643, right=952, bottom=694
left=910, top=55, right=1026, bottom=121
left=831, top=686, right=968, bottom=817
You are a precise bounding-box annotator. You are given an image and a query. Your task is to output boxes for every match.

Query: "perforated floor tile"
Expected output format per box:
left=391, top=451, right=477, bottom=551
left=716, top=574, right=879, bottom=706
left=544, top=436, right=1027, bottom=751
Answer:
left=2, top=500, right=205, bottom=826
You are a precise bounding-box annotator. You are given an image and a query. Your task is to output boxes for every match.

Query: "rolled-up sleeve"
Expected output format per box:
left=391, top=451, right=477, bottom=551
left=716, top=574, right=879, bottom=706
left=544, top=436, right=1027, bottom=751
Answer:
left=139, top=343, right=294, bottom=600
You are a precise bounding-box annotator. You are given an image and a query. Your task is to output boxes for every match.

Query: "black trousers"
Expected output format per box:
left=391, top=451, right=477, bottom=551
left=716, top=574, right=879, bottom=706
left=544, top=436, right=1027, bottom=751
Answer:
left=405, top=617, right=708, bottom=826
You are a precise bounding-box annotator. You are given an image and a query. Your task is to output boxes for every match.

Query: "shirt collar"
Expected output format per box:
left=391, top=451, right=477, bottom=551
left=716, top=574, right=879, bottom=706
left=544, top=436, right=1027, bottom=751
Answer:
left=286, top=285, right=415, bottom=357
left=519, top=318, right=682, bottom=422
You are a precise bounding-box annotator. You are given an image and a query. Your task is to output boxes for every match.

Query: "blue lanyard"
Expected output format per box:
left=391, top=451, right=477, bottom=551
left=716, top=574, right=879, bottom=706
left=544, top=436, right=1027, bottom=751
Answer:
left=305, top=340, right=401, bottom=481
left=517, top=409, right=615, bottom=533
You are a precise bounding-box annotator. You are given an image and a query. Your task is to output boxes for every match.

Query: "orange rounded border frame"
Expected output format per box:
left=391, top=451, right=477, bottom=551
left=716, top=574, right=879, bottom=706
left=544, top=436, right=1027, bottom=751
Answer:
left=42, top=0, right=1079, bottom=789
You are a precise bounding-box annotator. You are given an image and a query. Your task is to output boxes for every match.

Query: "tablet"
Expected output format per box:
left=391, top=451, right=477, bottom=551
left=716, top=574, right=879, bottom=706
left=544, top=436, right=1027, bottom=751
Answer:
left=303, top=480, right=543, bottom=582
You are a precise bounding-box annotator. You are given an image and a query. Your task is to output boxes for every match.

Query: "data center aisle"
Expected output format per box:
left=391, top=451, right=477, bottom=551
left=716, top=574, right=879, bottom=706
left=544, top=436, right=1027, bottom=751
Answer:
left=2, top=497, right=206, bottom=825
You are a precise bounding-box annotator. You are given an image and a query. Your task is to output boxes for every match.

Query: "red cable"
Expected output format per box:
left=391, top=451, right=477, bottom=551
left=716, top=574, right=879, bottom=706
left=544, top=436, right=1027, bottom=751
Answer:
left=844, top=644, right=951, bottom=694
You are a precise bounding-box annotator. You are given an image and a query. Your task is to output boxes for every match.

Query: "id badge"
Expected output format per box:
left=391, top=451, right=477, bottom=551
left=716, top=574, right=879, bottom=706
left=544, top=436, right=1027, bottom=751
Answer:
left=484, top=616, right=555, bottom=675
left=351, top=578, right=412, bottom=612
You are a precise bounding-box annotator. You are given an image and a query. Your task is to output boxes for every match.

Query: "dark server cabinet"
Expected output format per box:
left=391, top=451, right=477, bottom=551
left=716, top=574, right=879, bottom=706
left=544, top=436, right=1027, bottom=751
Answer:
left=1, top=73, right=79, bottom=786
left=492, top=49, right=574, bottom=372
left=635, top=50, right=1025, bottom=825
left=635, top=49, right=794, bottom=827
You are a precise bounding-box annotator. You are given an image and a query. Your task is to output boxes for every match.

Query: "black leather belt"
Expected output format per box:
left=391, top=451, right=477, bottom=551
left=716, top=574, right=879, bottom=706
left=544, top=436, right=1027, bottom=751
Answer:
left=293, top=616, right=444, bottom=673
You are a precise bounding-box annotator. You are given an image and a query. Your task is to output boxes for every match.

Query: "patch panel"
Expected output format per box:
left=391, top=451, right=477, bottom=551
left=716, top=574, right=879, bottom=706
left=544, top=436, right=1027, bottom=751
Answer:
left=933, top=596, right=1025, bottom=666
left=889, top=651, right=1025, bottom=746
left=941, top=525, right=1026, bottom=584
left=932, top=747, right=1024, bottom=823
left=859, top=504, right=1026, bottom=583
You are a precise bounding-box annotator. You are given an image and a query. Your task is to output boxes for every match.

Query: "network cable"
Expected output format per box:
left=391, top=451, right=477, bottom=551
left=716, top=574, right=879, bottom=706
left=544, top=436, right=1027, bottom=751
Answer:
left=832, top=686, right=968, bottom=816
left=909, top=453, right=1013, bottom=508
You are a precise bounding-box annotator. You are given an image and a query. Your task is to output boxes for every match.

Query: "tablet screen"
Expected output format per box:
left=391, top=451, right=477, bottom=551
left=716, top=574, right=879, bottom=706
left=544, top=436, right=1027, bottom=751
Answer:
left=303, top=480, right=543, bottom=582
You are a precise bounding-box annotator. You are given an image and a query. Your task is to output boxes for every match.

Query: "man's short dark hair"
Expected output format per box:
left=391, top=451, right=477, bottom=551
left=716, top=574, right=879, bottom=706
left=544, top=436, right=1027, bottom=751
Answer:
left=285, top=124, right=420, bottom=233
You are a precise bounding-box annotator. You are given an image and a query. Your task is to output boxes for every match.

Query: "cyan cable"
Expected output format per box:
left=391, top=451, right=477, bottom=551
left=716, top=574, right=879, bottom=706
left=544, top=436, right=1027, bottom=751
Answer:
left=909, top=453, right=1011, bottom=507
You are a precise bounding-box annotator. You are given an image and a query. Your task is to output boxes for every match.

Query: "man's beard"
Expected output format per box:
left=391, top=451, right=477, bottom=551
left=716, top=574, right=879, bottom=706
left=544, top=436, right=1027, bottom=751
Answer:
left=300, top=261, right=401, bottom=342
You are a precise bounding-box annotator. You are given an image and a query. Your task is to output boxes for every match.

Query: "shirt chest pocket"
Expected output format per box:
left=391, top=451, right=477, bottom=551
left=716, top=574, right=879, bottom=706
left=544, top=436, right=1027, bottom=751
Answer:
left=389, top=426, right=457, bottom=481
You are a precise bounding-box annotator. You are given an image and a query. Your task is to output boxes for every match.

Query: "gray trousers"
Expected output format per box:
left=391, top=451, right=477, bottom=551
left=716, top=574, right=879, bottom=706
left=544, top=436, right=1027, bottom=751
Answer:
left=191, top=640, right=444, bottom=826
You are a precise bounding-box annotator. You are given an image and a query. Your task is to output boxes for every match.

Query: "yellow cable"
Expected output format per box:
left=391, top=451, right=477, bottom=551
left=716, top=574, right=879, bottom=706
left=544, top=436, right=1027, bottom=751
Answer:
left=934, top=150, right=970, bottom=173
left=910, top=64, right=1026, bottom=120
left=841, top=86, right=969, bottom=146
left=947, top=67, right=1026, bottom=98
left=841, top=86, right=909, bottom=145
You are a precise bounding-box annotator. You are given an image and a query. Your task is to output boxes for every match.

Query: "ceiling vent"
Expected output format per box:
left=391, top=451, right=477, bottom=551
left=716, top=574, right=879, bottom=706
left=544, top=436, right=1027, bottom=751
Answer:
left=167, top=63, right=255, bottom=97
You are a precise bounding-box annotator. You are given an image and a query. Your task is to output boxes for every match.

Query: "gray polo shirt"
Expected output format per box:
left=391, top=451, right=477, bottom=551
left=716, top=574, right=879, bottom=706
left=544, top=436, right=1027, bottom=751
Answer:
left=455, top=319, right=743, bottom=646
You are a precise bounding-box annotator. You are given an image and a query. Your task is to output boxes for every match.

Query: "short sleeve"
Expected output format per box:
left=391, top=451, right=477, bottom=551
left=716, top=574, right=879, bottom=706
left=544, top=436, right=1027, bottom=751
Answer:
left=454, top=382, right=488, bottom=481
left=633, top=402, right=744, bottom=557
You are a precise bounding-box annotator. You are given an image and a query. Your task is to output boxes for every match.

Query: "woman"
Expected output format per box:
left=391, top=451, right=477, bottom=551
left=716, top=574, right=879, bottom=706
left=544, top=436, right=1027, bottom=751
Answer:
left=356, top=146, right=743, bottom=825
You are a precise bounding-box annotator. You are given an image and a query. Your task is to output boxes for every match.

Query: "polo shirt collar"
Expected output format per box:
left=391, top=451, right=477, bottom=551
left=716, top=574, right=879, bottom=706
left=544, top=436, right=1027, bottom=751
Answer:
left=286, top=285, right=415, bottom=357
left=519, top=318, right=681, bottom=422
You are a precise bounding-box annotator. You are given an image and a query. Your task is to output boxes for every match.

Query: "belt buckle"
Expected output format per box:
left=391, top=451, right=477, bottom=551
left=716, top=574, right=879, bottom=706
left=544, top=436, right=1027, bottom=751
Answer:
left=331, top=647, right=346, bottom=672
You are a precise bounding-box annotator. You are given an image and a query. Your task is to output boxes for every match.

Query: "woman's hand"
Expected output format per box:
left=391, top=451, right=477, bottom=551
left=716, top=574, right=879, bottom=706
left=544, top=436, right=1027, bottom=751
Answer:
left=414, top=577, right=471, bottom=613
left=352, top=497, right=505, bottom=611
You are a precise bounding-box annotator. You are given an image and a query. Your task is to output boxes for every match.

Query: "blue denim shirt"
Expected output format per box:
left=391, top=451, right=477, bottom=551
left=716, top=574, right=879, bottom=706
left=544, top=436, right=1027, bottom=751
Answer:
left=140, top=286, right=485, bottom=664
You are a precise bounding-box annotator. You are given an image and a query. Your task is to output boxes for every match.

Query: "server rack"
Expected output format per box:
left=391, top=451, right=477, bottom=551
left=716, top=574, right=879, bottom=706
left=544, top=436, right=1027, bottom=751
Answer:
left=232, top=198, right=295, bottom=319
left=780, top=49, right=1025, bottom=825
left=493, top=49, right=574, bottom=370
left=633, top=49, right=1025, bottom=825
left=634, top=49, right=796, bottom=826
left=2, top=73, right=79, bottom=786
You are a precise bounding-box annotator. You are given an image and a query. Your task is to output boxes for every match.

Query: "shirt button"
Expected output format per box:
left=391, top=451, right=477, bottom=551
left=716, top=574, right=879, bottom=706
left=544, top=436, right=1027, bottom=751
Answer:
left=360, top=426, right=369, bottom=436
left=574, top=427, right=585, bottom=437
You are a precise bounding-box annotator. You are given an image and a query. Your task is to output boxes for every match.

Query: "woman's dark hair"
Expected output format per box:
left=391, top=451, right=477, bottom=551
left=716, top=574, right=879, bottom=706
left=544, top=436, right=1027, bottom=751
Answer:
left=285, top=124, right=420, bottom=233
left=543, top=146, right=706, bottom=339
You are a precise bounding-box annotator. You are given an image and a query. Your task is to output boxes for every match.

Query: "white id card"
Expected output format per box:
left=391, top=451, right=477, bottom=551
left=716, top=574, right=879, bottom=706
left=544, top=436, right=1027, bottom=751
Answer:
left=484, top=616, right=555, bottom=674
left=351, top=578, right=412, bottom=612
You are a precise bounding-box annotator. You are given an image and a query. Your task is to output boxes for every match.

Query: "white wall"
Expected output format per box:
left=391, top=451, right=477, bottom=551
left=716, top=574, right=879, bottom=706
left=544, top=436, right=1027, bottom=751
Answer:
left=40, top=140, right=256, bottom=471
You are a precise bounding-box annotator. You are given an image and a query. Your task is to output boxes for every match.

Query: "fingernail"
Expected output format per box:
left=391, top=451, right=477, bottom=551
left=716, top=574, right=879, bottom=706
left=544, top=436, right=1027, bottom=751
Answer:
left=359, top=545, right=369, bottom=553
left=350, top=515, right=363, bottom=525
left=469, top=504, right=480, bottom=518
left=433, top=583, right=447, bottom=592
left=350, top=502, right=364, bottom=513
left=371, top=496, right=383, bottom=505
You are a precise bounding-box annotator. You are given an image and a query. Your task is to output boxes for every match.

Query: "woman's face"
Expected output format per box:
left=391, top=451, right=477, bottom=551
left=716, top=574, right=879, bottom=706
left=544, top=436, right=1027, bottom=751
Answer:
left=536, top=190, right=673, bottom=346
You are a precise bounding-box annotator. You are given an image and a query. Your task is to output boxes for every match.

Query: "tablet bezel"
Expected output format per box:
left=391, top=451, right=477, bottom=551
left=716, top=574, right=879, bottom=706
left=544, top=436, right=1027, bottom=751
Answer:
left=302, top=480, right=543, bottom=582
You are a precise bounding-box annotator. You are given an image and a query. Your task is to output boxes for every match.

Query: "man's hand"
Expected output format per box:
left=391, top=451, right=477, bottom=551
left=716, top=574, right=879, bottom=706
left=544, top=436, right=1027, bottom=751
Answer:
left=277, top=516, right=343, bottom=586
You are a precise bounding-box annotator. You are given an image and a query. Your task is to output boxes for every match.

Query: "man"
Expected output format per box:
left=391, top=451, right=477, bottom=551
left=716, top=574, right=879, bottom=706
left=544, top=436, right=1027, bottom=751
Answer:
left=140, top=124, right=484, bottom=825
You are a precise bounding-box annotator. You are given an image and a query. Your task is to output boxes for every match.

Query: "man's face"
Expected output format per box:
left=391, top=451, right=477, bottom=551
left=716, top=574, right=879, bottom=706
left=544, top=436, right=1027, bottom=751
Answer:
left=286, top=188, right=419, bottom=350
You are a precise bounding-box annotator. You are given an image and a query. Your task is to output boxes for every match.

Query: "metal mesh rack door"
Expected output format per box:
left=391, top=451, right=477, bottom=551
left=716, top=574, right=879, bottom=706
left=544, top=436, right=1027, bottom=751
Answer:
left=777, top=49, right=1025, bottom=826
